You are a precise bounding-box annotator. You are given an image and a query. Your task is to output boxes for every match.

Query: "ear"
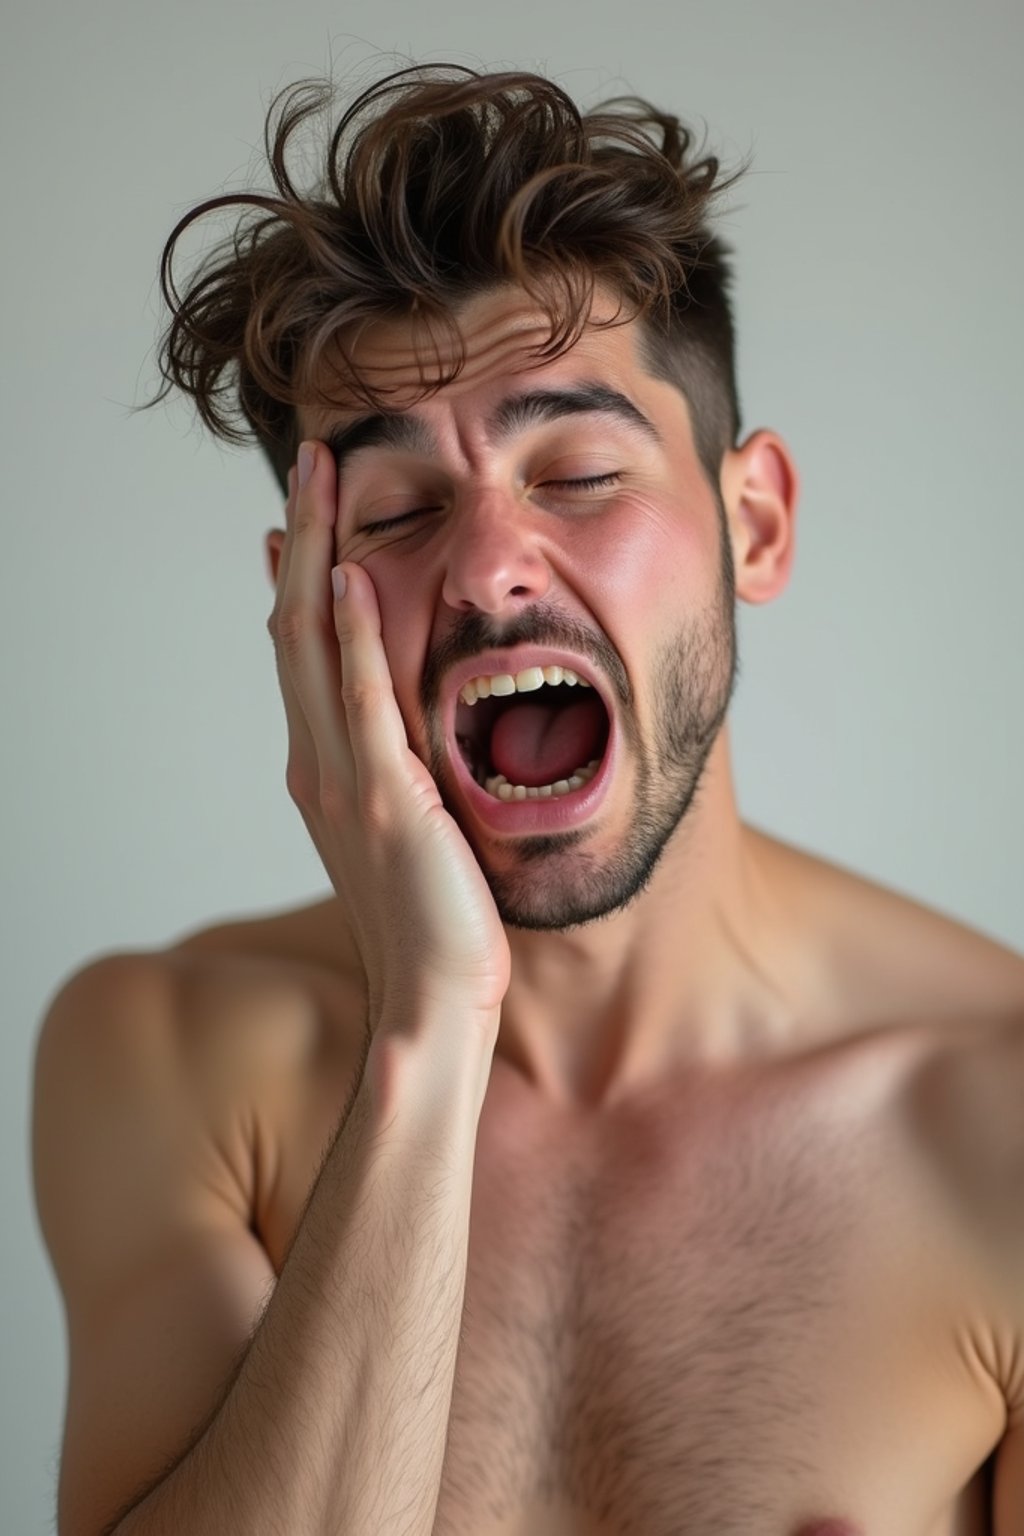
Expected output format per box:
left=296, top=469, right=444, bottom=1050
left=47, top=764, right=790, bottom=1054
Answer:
left=718, top=429, right=799, bottom=605
left=265, top=529, right=285, bottom=590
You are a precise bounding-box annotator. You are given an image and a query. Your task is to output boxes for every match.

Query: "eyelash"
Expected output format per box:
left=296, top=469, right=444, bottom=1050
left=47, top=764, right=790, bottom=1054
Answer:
left=360, top=473, right=622, bottom=536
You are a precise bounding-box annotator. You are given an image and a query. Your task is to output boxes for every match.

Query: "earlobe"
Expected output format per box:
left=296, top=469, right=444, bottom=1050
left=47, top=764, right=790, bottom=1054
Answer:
left=722, top=431, right=799, bottom=606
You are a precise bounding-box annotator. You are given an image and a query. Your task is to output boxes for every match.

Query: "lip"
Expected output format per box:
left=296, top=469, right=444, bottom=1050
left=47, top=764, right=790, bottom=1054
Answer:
left=441, top=646, right=618, bottom=836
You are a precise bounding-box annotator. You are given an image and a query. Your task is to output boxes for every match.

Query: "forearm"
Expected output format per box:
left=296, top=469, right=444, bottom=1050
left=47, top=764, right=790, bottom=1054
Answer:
left=113, top=1005, right=496, bottom=1536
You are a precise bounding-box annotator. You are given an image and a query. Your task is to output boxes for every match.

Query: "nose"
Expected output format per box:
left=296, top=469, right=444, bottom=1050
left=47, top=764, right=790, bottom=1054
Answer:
left=440, top=491, right=551, bottom=616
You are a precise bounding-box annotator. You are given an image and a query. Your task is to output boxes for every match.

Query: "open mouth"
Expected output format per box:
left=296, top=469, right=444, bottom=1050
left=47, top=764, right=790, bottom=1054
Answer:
left=454, top=665, right=611, bottom=803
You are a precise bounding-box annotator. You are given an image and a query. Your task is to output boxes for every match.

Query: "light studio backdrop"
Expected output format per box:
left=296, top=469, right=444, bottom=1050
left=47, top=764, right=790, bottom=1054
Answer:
left=3, top=1, right=1021, bottom=1529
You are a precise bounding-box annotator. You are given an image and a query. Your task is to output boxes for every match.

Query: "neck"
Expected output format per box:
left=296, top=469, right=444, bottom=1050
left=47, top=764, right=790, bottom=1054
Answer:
left=493, top=730, right=806, bottom=1109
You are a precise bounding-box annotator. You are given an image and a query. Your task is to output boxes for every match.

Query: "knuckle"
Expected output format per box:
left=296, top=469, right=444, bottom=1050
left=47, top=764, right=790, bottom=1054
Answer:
left=274, top=607, right=313, bottom=662
left=266, top=602, right=286, bottom=641
left=340, top=681, right=385, bottom=717
left=334, top=613, right=358, bottom=649
left=285, top=760, right=315, bottom=806
left=293, top=501, right=318, bottom=537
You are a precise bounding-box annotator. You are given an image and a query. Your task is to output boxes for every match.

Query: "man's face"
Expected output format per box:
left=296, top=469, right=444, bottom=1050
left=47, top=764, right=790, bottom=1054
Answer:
left=299, top=284, right=739, bottom=931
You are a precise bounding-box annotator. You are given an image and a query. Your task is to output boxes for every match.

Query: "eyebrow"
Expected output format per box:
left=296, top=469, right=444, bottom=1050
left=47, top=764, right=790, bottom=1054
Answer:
left=324, top=381, right=664, bottom=478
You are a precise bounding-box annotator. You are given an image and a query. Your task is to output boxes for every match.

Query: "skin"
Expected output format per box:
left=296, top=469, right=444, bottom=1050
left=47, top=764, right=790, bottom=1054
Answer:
left=110, top=279, right=1024, bottom=1535
left=260, top=285, right=1024, bottom=1523
left=270, top=281, right=806, bottom=1106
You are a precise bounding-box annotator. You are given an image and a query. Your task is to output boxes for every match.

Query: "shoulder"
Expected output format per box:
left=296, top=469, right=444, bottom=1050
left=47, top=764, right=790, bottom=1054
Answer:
left=42, top=906, right=367, bottom=1091
left=906, top=1012, right=1024, bottom=1233
left=37, top=909, right=369, bottom=1228
left=754, top=827, right=1024, bottom=1029
left=757, top=827, right=1024, bottom=1409
left=902, top=1012, right=1024, bottom=1415
left=160, top=897, right=370, bottom=1080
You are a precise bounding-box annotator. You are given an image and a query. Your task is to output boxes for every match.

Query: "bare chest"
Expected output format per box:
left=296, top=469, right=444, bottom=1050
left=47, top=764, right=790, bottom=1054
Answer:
left=261, top=1059, right=998, bottom=1536
left=446, top=1073, right=993, bottom=1536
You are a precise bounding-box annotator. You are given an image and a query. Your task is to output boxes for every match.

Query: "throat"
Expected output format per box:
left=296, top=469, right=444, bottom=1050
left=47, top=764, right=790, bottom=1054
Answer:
left=488, top=695, right=608, bottom=787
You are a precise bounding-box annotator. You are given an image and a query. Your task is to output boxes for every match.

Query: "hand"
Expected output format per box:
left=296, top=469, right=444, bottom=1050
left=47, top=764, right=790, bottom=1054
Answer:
left=267, top=440, right=512, bottom=1031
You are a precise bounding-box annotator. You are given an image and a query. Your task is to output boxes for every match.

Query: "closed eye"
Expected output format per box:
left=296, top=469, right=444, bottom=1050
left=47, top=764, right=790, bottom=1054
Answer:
left=551, top=473, right=622, bottom=493
left=360, top=473, right=622, bottom=536
left=360, top=509, right=441, bottom=536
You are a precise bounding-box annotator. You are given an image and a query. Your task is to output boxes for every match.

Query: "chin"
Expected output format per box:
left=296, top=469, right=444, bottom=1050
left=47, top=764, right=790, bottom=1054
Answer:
left=475, top=798, right=684, bottom=933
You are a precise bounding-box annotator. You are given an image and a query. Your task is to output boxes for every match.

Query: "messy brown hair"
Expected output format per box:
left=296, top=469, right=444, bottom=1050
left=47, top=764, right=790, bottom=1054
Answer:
left=143, top=63, right=750, bottom=496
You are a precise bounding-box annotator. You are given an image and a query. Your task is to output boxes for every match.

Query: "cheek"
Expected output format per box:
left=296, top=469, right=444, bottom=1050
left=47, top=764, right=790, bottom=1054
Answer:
left=563, top=496, right=711, bottom=616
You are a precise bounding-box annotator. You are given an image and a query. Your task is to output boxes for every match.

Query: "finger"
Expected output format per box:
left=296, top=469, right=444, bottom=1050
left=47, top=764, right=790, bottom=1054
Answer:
left=333, top=559, right=436, bottom=803
left=272, top=441, right=356, bottom=797
left=268, top=466, right=318, bottom=781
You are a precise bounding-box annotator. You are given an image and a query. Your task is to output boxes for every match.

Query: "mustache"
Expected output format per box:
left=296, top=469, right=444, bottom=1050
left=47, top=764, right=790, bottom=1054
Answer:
left=420, top=604, right=632, bottom=713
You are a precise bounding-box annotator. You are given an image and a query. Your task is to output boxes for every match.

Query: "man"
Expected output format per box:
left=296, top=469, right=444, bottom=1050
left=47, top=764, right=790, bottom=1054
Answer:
left=32, top=62, right=1024, bottom=1536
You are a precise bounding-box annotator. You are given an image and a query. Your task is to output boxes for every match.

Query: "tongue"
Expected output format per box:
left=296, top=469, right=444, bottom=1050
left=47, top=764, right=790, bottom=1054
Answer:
left=489, top=696, right=606, bottom=787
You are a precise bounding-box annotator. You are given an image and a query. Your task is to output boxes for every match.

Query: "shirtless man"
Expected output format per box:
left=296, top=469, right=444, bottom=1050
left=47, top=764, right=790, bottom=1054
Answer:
left=32, top=63, right=1024, bottom=1536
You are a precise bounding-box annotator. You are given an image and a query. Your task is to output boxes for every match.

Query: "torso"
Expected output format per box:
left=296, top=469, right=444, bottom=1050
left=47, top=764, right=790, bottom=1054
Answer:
left=164, top=829, right=1024, bottom=1535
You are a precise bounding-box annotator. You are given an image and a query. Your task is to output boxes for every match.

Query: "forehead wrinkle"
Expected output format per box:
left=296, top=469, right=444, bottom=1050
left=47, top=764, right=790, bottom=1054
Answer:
left=327, top=379, right=663, bottom=482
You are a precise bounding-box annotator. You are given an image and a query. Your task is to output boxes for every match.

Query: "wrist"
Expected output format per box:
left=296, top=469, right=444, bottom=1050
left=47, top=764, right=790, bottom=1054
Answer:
left=367, top=996, right=500, bottom=1131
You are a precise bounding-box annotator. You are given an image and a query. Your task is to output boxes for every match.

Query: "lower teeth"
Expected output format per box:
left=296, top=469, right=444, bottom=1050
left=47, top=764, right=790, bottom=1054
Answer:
left=478, top=760, right=602, bottom=801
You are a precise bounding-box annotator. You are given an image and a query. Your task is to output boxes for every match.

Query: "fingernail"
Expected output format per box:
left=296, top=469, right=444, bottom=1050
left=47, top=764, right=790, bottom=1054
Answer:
left=297, top=442, right=315, bottom=488
left=331, top=565, right=347, bottom=601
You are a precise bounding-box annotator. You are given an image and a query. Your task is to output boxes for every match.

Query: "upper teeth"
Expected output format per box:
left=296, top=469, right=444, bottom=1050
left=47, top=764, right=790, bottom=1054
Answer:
left=459, top=665, right=593, bottom=706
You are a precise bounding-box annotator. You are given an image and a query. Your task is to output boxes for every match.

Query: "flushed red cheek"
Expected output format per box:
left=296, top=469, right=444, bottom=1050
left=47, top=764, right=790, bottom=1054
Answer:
left=562, top=499, right=707, bottom=621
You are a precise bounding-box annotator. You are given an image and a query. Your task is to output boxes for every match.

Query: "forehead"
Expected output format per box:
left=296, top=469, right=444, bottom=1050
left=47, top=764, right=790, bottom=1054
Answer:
left=298, top=282, right=659, bottom=441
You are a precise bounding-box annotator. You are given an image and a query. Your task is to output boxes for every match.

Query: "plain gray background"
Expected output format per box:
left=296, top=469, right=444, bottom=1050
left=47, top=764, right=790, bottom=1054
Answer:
left=4, top=0, right=1022, bottom=1529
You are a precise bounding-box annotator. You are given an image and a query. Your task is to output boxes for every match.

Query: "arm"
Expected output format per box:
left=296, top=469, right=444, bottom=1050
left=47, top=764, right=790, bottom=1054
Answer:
left=36, top=439, right=510, bottom=1536
left=111, top=1009, right=493, bottom=1536
left=34, top=956, right=496, bottom=1536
